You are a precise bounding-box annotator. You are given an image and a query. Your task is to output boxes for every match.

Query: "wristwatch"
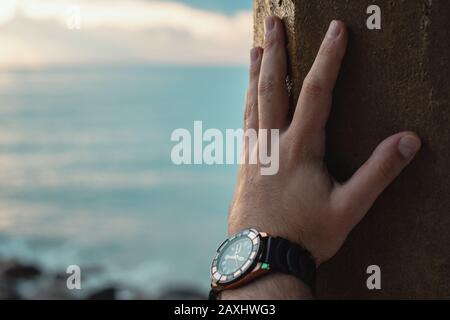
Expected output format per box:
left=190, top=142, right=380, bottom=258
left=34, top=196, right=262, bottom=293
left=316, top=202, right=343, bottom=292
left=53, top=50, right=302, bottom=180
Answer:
left=209, top=228, right=316, bottom=298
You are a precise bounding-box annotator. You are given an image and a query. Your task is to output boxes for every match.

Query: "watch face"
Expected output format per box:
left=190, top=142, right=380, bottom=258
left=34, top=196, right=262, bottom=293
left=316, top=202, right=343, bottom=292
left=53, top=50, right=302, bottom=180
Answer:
left=218, top=236, right=253, bottom=274
left=211, top=229, right=261, bottom=285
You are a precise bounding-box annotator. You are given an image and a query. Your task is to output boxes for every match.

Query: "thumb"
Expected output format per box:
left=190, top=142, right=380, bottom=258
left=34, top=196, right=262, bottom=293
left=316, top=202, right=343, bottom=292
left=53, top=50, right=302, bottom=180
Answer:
left=334, top=132, right=421, bottom=227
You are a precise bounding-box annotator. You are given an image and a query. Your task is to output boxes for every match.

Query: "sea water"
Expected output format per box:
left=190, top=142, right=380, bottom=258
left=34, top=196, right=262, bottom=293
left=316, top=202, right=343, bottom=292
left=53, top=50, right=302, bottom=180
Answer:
left=0, top=65, right=247, bottom=295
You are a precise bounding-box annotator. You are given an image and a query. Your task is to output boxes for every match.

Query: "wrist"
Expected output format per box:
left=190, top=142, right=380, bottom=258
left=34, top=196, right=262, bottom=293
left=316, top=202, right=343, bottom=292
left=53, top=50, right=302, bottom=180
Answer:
left=220, top=273, right=313, bottom=300
left=228, top=207, right=298, bottom=242
left=211, top=227, right=317, bottom=299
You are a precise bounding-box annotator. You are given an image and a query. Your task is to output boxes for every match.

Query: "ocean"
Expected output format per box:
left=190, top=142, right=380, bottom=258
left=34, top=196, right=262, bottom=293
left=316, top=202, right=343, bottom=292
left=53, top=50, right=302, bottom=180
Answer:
left=0, top=65, right=248, bottom=296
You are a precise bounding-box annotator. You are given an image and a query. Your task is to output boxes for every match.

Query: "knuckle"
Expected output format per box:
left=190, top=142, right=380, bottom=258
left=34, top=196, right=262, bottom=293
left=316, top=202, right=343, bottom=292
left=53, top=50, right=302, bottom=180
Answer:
left=335, top=200, right=352, bottom=218
left=319, top=34, right=347, bottom=60
left=375, top=158, right=397, bottom=181
left=249, top=62, right=261, bottom=79
left=318, top=39, right=338, bottom=58
left=245, top=101, right=257, bottom=122
left=245, top=88, right=255, bottom=105
left=244, top=92, right=251, bottom=121
left=285, top=131, right=315, bottom=162
left=263, top=35, right=279, bottom=51
left=302, top=76, right=325, bottom=98
left=258, top=76, right=275, bottom=98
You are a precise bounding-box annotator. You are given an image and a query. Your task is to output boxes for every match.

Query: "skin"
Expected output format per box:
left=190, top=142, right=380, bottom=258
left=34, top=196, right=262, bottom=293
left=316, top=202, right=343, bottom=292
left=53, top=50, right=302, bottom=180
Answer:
left=222, top=16, right=421, bottom=300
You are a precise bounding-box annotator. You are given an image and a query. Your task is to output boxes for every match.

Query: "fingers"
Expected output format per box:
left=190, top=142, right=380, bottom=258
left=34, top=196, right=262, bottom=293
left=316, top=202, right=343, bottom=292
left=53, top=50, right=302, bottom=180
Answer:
left=244, top=47, right=263, bottom=131
left=291, top=21, right=347, bottom=135
left=258, top=16, right=289, bottom=130
left=334, top=132, right=421, bottom=227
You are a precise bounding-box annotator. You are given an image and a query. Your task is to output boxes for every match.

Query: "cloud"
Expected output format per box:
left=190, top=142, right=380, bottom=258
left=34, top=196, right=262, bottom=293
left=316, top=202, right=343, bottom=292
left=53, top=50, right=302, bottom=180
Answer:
left=0, top=0, right=253, bottom=69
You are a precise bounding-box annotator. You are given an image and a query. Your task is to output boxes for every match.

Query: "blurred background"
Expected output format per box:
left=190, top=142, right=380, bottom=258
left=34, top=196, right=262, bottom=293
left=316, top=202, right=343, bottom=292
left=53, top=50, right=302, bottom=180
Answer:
left=0, top=0, right=252, bottom=299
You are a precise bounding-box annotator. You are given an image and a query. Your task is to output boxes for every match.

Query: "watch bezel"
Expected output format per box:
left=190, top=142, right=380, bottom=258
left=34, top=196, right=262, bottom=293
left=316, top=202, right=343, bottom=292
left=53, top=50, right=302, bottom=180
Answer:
left=210, top=228, right=262, bottom=285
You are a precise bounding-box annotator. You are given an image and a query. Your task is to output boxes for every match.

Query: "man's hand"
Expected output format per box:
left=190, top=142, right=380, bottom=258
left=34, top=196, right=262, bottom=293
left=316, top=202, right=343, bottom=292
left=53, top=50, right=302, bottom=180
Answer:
left=224, top=16, right=421, bottom=299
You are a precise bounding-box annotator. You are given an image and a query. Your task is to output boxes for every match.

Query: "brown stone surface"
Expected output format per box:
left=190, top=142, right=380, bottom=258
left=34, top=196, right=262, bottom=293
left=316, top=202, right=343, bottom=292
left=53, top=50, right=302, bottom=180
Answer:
left=254, top=0, right=450, bottom=299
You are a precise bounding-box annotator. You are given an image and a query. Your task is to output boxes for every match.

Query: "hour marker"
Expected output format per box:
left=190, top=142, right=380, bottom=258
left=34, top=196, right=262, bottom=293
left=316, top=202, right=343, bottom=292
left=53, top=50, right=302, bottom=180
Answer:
left=242, top=260, right=251, bottom=270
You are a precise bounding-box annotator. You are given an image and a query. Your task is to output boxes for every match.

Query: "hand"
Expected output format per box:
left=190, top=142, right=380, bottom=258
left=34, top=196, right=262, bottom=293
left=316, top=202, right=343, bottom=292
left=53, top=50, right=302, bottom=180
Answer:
left=228, top=16, right=421, bottom=267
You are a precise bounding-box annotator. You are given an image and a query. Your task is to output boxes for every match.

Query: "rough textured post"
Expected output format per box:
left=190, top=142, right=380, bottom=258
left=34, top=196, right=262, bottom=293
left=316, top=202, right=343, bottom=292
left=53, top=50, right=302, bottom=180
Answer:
left=254, top=0, right=450, bottom=299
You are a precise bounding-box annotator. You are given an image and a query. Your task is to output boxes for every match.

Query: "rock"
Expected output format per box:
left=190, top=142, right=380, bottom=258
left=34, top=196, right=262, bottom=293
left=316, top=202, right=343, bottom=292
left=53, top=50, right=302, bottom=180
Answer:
left=157, top=287, right=206, bottom=300
left=22, top=278, right=77, bottom=300
left=0, top=280, right=20, bottom=299
left=254, top=0, right=450, bottom=299
left=3, top=263, right=42, bottom=280
left=0, top=259, right=203, bottom=300
left=87, top=287, right=117, bottom=300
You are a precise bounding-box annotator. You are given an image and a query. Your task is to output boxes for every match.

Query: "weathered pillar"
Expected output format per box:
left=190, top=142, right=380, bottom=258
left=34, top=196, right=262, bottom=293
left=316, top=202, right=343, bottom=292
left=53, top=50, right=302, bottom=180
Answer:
left=254, top=0, right=450, bottom=299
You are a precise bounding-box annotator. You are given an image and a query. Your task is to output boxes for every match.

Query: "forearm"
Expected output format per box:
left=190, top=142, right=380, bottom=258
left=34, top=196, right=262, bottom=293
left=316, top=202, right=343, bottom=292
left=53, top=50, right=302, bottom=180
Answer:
left=221, top=273, right=313, bottom=300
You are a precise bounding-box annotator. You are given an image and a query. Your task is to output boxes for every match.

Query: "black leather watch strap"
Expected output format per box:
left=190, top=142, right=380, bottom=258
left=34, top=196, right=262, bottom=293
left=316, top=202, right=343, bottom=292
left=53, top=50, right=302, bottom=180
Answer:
left=209, top=230, right=317, bottom=300
left=263, top=237, right=316, bottom=294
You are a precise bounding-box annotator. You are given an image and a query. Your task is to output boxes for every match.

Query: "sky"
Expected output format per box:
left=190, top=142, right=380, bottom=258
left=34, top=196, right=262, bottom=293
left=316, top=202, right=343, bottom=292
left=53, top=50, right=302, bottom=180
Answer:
left=0, top=0, right=253, bottom=69
left=172, top=0, right=251, bottom=14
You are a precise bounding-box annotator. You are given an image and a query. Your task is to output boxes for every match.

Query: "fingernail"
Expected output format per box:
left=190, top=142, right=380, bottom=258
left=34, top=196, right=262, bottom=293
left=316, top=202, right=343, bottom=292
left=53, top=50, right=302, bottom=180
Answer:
left=398, top=135, right=421, bottom=160
left=265, top=16, right=275, bottom=33
left=327, top=20, right=341, bottom=38
left=250, top=48, right=260, bottom=62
